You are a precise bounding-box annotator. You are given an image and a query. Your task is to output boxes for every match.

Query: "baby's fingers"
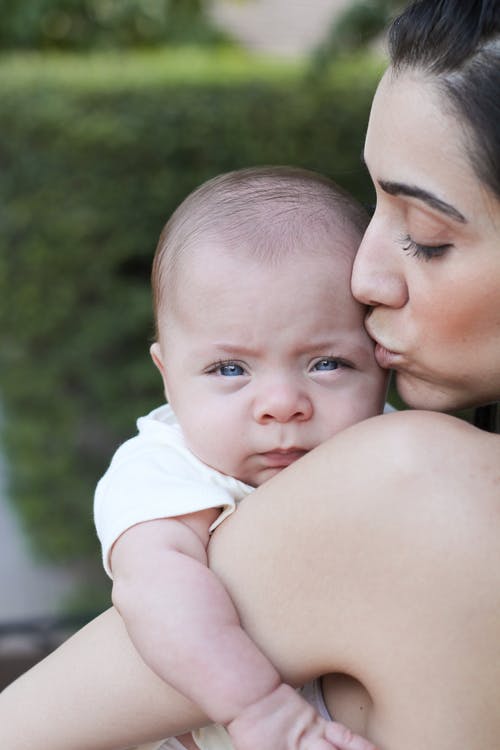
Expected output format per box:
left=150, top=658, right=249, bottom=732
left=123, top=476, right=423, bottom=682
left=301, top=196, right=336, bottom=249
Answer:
left=324, top=721, right=377, bottom=750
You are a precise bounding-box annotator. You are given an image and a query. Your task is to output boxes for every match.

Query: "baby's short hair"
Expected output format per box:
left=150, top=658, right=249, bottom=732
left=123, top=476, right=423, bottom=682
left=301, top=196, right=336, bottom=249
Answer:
left=152, top=166, right=368, bottom=338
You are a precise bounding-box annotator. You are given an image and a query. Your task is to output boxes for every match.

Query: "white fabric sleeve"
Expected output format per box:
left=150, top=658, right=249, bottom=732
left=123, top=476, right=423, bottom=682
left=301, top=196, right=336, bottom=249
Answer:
left=193, top=724, right=234, bottom=750
left=94, top=442, right=237, bottom=578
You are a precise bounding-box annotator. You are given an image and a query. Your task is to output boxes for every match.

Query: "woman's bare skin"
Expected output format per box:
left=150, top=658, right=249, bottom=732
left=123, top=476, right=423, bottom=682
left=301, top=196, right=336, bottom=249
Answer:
left=1, top=412, right=499, bottom=750
left=2, top=3, right=500, bottom=747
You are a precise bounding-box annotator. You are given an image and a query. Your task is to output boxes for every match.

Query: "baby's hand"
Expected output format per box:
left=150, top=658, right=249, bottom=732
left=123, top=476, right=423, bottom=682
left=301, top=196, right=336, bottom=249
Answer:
left=227, top=683, right=377, bottom=750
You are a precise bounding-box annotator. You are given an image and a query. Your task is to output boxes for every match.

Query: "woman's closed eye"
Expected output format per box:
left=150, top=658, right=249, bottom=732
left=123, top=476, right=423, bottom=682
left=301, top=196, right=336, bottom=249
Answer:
left=400, top=233, right=453, bottom=261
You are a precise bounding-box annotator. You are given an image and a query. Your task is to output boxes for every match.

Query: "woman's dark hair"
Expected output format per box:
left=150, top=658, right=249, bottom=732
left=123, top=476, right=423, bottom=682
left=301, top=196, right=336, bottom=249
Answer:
left=389, top=1, right=500, bottom=433
left=388, top=0, right=500, bottom=199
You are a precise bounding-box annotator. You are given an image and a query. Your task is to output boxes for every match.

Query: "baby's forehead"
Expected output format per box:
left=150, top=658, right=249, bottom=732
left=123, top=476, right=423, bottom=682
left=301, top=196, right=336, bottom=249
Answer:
left=167, top=221, right=354, bottom=292
left=155, top=202, right=365, bottom=331
left=178, top=218, right=361, bottom=270
left=172, top=240, right=359, bottom=312
left=158, top=249, right=369, bottom=365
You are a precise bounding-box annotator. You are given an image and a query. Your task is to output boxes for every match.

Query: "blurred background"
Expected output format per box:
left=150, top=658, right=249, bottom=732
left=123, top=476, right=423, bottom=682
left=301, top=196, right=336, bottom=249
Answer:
left=0, top=0, right=402, bottom=686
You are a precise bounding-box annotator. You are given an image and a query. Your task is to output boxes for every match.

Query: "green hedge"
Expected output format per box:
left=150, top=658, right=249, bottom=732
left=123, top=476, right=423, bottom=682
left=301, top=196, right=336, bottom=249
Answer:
left=0, top=49, right=382, bottom=576
left=0, top=0, right=228, bottom=51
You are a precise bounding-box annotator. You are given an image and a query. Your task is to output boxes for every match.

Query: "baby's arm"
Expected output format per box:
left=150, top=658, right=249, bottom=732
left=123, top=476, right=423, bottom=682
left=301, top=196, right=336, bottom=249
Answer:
left=111, top=513, right=376, bottom=750
left=111, top=510, right=280, bottom=723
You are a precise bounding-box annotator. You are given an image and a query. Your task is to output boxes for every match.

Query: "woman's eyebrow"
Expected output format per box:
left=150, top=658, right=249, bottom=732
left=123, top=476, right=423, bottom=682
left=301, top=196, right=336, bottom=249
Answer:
left=379, top=179, right=467, bottom=223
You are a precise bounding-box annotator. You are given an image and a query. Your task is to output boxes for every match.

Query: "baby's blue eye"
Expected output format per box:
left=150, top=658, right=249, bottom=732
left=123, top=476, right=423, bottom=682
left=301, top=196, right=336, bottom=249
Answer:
left=313, top=358, right=339, bottom=371
left=218, top=362, right=245, bottom=377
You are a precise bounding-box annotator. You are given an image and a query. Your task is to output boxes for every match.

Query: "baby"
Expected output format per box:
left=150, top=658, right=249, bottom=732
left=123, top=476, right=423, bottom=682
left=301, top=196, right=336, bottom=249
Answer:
left=94, top=167, right=387, bottom=750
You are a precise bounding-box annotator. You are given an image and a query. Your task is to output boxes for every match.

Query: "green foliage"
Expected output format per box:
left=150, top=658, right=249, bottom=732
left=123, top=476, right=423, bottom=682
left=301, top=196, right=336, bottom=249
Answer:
left=310, top=0, right=405, bottom=76
left=0, top=0, right=228, bottom=51
left=0, top=49, right=382, bottom=574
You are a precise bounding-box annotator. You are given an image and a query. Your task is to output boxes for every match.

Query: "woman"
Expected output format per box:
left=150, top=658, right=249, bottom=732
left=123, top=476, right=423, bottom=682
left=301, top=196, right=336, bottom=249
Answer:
left=1, top=1, right=499, bottom=748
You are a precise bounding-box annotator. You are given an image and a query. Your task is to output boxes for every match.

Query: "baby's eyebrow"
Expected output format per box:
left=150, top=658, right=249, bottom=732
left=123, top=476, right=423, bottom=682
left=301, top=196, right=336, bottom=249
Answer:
left=378, top=180, right=467, bottom=223
left=212, top=343, right=257, bottom=356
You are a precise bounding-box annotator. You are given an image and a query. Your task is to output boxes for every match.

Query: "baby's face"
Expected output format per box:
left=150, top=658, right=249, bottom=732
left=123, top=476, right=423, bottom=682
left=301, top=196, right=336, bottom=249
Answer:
left=152, top=241, right=388, bottom=487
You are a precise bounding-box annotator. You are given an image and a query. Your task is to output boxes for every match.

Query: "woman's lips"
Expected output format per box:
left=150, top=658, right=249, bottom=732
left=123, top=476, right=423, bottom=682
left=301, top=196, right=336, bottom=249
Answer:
left=365, top=314, right=403, bottom=369
left=374, top=342, right=401, bottom=369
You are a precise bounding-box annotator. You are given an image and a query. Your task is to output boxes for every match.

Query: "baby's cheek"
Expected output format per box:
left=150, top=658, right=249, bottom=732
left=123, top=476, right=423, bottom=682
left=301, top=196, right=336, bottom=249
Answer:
left=192, top=426, right=244, bottom=478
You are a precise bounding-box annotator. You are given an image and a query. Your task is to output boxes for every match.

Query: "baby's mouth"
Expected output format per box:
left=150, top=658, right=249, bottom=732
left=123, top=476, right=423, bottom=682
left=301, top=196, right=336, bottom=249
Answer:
left=259, top=449, right=307, bottom=468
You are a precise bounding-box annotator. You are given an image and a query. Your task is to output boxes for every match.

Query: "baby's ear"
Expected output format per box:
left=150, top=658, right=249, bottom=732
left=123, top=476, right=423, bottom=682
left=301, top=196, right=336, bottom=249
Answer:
left=150, top=342, right=170, bottom=400
left=150, top=341, right=165, bottom=376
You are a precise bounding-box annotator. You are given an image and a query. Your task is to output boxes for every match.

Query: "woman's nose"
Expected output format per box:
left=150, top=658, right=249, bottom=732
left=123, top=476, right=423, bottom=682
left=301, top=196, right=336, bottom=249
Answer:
left=253, top=380, right=313, bottom=424
left=351, top=217, right=408, bottom=308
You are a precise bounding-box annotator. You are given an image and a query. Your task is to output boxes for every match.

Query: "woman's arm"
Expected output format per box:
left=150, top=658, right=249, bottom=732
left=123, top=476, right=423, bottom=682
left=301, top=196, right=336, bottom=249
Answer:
left=0, top=607, right=207, bottom=750
left=1, top=412, right=499, bottom=750
left=211, top=411, right=500, bottom=749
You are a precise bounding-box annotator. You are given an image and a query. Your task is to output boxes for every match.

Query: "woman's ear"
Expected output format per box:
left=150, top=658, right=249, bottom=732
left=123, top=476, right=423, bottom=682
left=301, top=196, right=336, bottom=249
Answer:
left=150, top=342, right=170, bottom=401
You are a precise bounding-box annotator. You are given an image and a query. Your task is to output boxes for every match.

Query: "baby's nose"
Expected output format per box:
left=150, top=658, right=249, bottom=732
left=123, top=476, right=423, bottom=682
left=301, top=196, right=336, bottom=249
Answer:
left=253, top=380, right=313, bottom=424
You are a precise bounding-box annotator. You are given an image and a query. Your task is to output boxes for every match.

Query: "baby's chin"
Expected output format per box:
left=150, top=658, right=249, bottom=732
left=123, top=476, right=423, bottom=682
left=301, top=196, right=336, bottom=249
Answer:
left=244, top=464, right=292, bottom=488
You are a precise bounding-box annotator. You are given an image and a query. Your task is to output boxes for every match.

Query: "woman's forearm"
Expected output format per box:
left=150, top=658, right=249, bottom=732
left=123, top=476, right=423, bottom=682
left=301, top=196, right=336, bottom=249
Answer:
left=0, top=608, right=208, bottom=750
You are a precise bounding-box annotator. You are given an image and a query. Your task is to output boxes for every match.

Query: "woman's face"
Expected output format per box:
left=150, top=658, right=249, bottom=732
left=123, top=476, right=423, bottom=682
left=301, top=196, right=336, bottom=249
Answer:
left=352, top=69, right=500, bottom=411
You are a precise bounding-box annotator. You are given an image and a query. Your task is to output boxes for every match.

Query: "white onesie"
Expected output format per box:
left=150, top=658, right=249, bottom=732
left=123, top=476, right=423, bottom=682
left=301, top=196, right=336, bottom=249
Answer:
left=94, top=403, right=253, bottom=576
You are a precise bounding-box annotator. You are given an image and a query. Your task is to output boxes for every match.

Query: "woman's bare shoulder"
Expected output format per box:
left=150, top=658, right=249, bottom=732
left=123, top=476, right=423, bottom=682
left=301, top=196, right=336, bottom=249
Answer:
left=315, top=409, right=498, bottom=497
left=340, top=408, right=486, bottom=451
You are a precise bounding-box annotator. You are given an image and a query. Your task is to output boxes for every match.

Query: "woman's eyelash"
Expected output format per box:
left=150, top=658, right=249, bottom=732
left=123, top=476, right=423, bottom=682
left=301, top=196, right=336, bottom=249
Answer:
left=400, top=234, right=452, bottom=261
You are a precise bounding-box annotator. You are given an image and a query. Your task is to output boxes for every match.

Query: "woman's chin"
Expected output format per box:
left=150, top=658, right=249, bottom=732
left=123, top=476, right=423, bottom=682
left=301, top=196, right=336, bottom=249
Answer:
left=394, top=372, right=473, bottom=414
